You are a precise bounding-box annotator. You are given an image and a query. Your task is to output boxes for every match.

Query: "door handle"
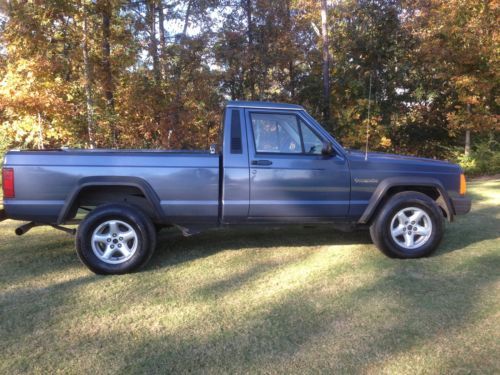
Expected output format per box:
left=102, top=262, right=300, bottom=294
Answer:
left=251, top=160, right=273, bottom=166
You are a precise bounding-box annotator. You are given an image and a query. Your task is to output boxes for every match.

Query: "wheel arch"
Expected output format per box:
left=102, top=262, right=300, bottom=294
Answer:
left=358, top=177, right=454, bottom=224
left=57, top=176, right=164, bottom=224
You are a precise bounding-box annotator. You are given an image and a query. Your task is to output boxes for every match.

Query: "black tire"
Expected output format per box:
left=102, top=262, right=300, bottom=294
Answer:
left=369, top=191, right=445, bottom=258
left=76, top=203, right=157, bottom=274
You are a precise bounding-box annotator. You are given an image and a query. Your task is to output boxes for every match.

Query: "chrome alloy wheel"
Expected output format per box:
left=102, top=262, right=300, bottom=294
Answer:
left=389, top=207, right=433, bottom=250
left=91, top=220, right=138, bottom=264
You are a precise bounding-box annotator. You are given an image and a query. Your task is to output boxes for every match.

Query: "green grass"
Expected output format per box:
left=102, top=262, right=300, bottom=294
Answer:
left=1, top=179, right=499, bottom=374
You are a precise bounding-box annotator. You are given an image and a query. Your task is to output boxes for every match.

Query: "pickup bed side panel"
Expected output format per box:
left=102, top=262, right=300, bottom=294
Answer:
left=3, top=151, right=220, bottom=224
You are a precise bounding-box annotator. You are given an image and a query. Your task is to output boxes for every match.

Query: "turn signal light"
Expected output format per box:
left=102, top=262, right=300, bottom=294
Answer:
left=459, top=173, right=466, bottom=195
left=2, top=168, right=15, bottom=198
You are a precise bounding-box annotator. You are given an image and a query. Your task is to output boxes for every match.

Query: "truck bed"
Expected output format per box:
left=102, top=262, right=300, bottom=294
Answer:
left=3, top=150, right=220, bottom=224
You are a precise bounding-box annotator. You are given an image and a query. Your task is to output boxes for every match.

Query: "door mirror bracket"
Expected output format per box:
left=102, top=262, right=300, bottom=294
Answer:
left=321, top=141, right=334, bottom=156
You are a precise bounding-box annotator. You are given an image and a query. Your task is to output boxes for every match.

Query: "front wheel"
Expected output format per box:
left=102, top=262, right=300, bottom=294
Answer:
left=369, top=191, right=445, bottom=258
left=76, top=204, right=157, bottom=274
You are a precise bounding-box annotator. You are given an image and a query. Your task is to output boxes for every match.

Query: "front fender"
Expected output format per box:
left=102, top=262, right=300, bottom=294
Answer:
left=358, top=177, right=454, bottom=224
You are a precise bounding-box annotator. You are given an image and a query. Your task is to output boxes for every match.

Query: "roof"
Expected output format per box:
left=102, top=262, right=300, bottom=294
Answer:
left=226, top=100, right=304, bottom=110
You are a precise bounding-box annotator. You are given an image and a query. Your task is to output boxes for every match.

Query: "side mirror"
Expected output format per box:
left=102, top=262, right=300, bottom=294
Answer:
left=321, top=141, right=334, bottom=156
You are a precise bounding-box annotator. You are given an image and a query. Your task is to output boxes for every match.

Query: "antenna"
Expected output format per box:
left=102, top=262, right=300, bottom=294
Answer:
left=364, top=73, right=372, bottom=161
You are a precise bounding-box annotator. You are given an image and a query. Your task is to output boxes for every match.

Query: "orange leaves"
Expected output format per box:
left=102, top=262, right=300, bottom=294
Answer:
left=379, top=136, right=392, bottom=149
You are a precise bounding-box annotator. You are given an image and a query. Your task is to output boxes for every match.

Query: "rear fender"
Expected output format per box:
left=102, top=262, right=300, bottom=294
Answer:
left=57, top=176, right=163, bottom=224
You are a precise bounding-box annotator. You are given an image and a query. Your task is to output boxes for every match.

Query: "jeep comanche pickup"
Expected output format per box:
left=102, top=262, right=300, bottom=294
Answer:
left=1, top=101, right=471, bottom=274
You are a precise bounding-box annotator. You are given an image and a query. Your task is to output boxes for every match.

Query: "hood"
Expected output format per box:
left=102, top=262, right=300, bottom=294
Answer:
left=346, top=149, right=451, bottom=164
left=345, top=149, right=460, bottom=173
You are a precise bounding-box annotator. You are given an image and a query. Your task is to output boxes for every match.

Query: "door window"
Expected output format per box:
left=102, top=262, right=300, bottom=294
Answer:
left=250, top=113, right=303, bottom=153
left=300, top=120, right=323, bottom=155
left=250, top=112, right=324, bottom=155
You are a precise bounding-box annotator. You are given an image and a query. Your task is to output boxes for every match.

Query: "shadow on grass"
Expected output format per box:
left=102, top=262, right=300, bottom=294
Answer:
left=0, top=274, right=98, bottom=343
left=116, top=250, right=499, bottom=373
left=0, top=201, right=497, bottom=284
left=437, top=204, right=500, bottom=255
left=148, top=225, right=373, bottom=271
left=194, top=254, right=315, bottom=299
left=147, top=202, right=499, bottom=270
left=0, top=224, right=77, bottom=286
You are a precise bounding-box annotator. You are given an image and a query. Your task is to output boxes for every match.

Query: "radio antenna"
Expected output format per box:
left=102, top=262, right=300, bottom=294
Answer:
left=364, top=73, right=372, bottom=161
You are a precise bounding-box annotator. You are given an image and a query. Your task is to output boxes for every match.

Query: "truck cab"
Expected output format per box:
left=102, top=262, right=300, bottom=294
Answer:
left=221, top=101, right=350, bottom=224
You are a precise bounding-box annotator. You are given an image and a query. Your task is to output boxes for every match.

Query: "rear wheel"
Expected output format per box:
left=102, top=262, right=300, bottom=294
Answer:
left=369, top=191, right=444, bottom=258
left=76, top=204, right=156, bottom=274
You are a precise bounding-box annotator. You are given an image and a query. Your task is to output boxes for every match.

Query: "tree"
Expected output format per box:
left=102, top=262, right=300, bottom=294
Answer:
left=0, top=1, right=78, bottom=149
left=409, top=0, right=498, bottom=155
left=0, top=0, right=497, bottom=167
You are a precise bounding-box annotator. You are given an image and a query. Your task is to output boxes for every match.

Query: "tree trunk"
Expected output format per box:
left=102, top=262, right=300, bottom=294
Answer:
left=465, top=130, right=471, bottom=156
left=286, top=0, right=295, bottom=99
left=37, top=112, right=44, bottom=150
left=83, top=6, right=96, bottom=148
left=465, top=103, right=471, bottom=156
left=145, top=0, right=161, bottom=145
left=320, top=0, right=331, bottom=127
left=182, top=0, right=192, bottom=39
left=101, top=0, right=116, bottom=146
left=158, top=0, right=167, bottom=79
left=158, top=1, right=166, bottom=52
left=289, top=61, right=295, bottom=98
left=167, top=0, right=193, bottom=147
left=147, top=0, right=161, bottom=86
left=243, top=0, right=256, bottom=100
left=61, top=16, right=72, bottom=82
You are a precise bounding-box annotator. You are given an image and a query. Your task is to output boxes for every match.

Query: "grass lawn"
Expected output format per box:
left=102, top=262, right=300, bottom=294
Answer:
left=0, top=179, right=499, bottom=374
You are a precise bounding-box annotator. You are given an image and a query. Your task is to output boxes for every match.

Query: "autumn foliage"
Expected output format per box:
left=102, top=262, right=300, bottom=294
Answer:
left=0, top=0, right=498, bottom=166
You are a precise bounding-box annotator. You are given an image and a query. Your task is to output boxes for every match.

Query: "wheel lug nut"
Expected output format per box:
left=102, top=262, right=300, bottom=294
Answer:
left=118, top=244, right=122, bottom=248
left=112, top=233, right=117, bottom=237
left=110, top=245, right=115, bottom=249
left=411, top=221, right=415, bottom=224
left=119, top=237, right=123, bottom=240
left=107, top=238, right=111, bottom=242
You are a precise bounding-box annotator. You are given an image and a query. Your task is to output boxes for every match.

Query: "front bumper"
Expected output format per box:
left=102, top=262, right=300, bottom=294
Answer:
left=451, top=196, right=472, bottom=215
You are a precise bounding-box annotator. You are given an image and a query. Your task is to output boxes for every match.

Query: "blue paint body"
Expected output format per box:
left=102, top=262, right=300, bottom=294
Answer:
left=2, top=101, right=468, bottom=227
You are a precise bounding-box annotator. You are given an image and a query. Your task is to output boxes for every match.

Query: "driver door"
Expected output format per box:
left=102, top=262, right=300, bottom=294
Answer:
left=245, top=109, right=350, bottom=220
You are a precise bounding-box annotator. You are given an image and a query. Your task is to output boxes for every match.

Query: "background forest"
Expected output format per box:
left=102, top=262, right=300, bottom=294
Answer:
left=0, top=0, right=498, bottom=174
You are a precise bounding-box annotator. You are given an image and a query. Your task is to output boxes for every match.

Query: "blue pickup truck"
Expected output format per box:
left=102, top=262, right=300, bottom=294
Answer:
left=1, top=101, right=471, bottom=274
